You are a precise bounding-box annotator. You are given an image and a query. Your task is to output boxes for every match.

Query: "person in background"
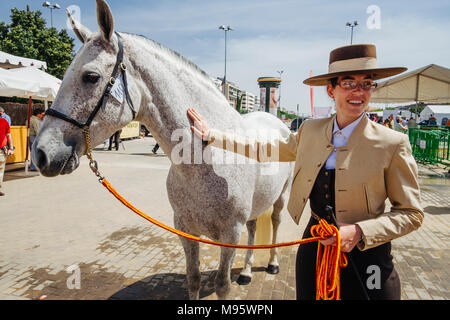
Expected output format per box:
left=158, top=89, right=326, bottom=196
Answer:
left=394, top=116, right=408, bottom=133
left=29, top=107, right=45, bottom=171
left=428, top=115, right=437, bottom=125
left=108, top=130, right=122, bottom=151
left=0, top=107, right=11, bottom=126
left=407, top=116, right=417, bottom=129
left=387, top=114, right=394, bottom=129
left=152, top=143, right=160, bottom=154
left=0, top=116, right=14, bottom=196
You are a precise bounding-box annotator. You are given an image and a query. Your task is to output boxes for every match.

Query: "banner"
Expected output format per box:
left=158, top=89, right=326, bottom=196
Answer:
left=260, top=88, right=266, bottom=111
left=269, top=87, right=278, bottom=116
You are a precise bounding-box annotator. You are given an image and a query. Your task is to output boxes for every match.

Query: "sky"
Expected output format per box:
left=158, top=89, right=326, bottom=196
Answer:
left=1, top=0, right=449, bottom=115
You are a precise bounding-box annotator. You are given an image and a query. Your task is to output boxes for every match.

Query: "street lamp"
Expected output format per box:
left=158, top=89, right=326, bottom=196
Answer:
left=218, top=25, right=233, bottom=93
left=277, top=70, right=283, bottom=110
left=42, top=2, right=60, bottom=28
left=346, top=21, right=358, bottom=44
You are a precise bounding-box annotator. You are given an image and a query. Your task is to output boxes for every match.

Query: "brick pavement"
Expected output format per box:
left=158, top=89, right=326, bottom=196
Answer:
left=0, top=138, right=448, bottom=300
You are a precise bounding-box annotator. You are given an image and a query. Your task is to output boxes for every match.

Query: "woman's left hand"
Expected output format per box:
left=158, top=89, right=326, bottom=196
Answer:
left=320, top=223, right=362, bottom=253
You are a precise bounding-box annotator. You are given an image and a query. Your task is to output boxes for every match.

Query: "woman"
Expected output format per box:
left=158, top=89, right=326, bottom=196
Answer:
left=187, top=44, right=423, bottom=300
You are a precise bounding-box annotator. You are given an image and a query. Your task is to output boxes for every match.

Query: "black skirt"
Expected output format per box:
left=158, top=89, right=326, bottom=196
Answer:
left=295, top=217, right=401, bottom=300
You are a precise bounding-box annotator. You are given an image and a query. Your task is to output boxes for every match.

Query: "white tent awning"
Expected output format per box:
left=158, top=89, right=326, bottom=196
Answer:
left=0, top=67, right=41, bottom=97
left=0, top=51, right=47, bottom=70
left=0, top=67, right=61, bottom=101
left=371, top=64, right=450, bottom=104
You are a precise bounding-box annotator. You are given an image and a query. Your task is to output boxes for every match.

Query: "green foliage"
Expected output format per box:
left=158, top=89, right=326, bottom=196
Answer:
left=278, top=109, right=297, bottom=120
left=0, top=8, right=75, bottom=79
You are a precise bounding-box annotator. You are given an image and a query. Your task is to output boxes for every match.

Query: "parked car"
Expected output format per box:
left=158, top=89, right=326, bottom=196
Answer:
left=290, top=117, right=309, bottom=132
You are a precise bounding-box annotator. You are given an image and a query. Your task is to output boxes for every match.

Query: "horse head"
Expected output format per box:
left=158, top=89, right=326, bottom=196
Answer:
left=32, top=0, right=142, bottom=177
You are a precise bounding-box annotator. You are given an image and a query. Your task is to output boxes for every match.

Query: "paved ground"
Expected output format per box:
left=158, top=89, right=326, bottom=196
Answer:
left=0, top=136, right=448, bottom=300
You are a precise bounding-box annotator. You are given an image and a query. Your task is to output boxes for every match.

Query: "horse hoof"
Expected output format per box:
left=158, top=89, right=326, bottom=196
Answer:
left=266, top=265, right=279, bottom=274
left=237, top=275, right=252, bottom=285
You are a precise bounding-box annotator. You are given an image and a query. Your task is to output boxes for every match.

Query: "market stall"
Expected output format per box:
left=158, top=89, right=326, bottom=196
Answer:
left=0, top=64, right=61, bottom=169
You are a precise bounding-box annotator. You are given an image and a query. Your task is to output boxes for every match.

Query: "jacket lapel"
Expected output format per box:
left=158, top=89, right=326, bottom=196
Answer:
left=345, top=114, right=369, bottom=149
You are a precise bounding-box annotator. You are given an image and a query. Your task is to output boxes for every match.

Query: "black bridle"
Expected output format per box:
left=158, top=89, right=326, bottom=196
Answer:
left=45, top=32, right=136, bottom=130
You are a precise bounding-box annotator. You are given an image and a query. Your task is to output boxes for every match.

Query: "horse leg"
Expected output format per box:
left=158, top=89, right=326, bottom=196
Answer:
left=215, top=230, right=241, bottom=299
left=267, top=195, right=284, bottom=274
left=179, top=237, right=201, bottom=300
left=237, top=220, right=257, bottom=285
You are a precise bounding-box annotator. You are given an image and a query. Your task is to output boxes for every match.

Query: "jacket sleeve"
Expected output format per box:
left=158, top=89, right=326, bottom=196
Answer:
left=207, top=126, right=301, bottom=162
left=356, top=134, right=424, bottom=250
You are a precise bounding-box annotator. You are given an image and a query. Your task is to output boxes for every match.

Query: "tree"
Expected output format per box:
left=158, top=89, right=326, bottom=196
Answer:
left=0, top=8, right=74, bottom=79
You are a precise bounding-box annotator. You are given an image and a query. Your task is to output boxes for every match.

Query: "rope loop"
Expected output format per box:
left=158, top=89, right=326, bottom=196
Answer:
left=311, top=219, right=348, bottom=300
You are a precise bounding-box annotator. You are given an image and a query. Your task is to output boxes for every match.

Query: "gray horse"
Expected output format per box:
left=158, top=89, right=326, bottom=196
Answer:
left=32, top=0, right=293, bottom=299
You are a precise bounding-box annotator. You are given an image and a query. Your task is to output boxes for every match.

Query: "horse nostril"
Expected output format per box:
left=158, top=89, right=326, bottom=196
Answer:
left=36, top=147, right=48, bottom=169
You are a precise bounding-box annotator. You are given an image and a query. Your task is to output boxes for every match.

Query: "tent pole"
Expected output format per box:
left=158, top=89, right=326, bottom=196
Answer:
left=415, top=75, right=420, bottom=121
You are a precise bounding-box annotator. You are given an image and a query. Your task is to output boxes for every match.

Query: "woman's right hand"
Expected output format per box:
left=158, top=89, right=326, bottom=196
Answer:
left=187, top=108, right=210, bottom=140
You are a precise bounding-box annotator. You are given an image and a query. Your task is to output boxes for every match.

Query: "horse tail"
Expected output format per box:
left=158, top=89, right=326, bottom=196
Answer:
left=255, top=206, right=273, bottom=245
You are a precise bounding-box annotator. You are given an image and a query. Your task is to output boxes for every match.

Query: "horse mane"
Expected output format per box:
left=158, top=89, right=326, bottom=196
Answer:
left=123, top=32, right=211, bottom=81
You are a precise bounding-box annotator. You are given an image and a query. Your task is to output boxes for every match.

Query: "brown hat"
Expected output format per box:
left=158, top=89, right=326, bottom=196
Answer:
left=303, top=44, right=407, bottom=86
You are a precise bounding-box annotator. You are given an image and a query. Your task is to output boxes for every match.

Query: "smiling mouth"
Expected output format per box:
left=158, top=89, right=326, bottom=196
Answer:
left=347, top=99, right=364, bottom=105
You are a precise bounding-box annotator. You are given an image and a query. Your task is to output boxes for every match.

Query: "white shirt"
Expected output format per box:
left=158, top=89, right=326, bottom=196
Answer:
left=325, top=113, right=365, bottom=169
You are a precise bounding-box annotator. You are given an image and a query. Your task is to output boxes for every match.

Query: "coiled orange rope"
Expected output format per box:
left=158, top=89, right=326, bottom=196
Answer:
left=310, top=219, right=348, bottom=300
left=101, top=178, right=347, bottom=300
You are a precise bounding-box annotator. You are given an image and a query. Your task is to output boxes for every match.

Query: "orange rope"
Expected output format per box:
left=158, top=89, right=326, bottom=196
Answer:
left=101, top=178, right=347, bottom=300
left=311, top=219, right=348, bottom=300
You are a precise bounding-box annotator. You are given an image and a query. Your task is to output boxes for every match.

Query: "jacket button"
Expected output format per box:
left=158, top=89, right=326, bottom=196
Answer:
left=324, top=184, right=328, bottom=189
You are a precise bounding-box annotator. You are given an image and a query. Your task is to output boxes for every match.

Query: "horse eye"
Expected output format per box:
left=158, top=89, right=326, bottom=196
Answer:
left=82, top=72, right=100, bottom=84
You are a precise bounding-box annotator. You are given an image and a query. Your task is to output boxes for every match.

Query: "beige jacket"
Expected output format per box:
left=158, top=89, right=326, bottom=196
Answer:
left=208, top=115, right=423, bottom=250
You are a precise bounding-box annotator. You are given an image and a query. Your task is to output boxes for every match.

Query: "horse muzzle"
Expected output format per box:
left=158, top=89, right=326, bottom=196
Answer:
left=31, top=132, right=81, bottom=177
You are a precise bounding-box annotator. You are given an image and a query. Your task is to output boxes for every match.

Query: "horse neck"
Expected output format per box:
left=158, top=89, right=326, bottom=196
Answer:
left=126, top=34, right=243, bottom=157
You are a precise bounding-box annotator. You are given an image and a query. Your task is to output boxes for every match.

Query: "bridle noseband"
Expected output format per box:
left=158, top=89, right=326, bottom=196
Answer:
left=45, top=32, right=136, bottom=179
left=45, top=32, right=136, bottom=130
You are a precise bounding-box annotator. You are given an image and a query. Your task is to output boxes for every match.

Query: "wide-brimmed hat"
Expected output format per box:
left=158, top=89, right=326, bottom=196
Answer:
left=303, top=44, right=407, bottom=86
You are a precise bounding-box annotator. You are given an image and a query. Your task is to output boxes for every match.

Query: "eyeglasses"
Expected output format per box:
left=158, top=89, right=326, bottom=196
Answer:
left=338, top=80, right=378, bottom=91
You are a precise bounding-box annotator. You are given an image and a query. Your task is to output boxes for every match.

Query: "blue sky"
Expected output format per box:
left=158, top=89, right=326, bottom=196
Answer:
left=1, top=0, right=449, bottom=114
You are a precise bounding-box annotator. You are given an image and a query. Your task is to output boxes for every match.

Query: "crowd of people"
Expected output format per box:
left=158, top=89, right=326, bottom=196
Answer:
left=369, top=113, right=417, bottom=133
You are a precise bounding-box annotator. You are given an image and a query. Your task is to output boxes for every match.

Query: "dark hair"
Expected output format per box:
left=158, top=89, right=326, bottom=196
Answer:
left=329, top=77, right=338, bottom=88
left=33, top=107, right=45, bottom=116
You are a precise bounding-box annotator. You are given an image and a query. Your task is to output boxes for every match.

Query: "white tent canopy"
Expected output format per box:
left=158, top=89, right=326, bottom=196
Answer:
left=0, top=50, right=47, bottom=70
left=420, top=105, right=450, bottom=124
left=0, top=67, right=41, bottom=98
left=0, top=66, right=61, bottom=101
left=371, top=64, right=450, bottom=104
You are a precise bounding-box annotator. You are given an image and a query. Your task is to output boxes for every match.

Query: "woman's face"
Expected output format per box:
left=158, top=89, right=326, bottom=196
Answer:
left=327, top=74, right=374, bottom=126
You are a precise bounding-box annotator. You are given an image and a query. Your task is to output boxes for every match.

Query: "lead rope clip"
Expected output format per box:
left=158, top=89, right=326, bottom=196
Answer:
left=82, top=128, right=105, bottom=183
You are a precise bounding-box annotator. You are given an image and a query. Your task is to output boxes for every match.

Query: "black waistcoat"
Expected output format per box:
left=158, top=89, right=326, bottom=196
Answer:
left=309, top=166, right=335, bottom=222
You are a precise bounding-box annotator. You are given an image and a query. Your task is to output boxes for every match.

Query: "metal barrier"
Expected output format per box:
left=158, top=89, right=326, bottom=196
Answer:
left=408, top=127, right=450, bottom=166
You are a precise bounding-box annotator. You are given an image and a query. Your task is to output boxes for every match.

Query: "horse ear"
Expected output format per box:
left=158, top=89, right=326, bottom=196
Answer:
left=96, top=0, right=114, bottom=42
left=66, top=8, right=91, bottom=43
